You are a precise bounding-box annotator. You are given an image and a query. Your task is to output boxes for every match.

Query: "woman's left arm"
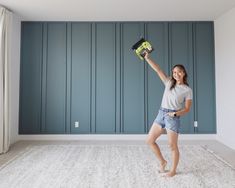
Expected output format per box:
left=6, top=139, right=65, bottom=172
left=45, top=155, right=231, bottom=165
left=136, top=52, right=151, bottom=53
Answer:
left=168, top=99, right=192, bottom=117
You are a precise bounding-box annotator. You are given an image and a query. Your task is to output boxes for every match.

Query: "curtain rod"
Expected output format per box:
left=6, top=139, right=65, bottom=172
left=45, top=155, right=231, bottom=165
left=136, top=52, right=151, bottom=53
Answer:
left=0, top=4, right=13, bottom=12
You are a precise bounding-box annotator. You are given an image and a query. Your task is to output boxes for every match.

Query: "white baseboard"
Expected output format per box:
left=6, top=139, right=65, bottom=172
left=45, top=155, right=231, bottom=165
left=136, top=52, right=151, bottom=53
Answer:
left=17, top=134, right=216, bottom=141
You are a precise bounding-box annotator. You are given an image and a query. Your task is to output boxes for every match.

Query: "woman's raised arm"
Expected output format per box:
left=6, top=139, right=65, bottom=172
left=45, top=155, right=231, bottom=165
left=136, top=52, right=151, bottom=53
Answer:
left=144, top=52, right=168, bottom=83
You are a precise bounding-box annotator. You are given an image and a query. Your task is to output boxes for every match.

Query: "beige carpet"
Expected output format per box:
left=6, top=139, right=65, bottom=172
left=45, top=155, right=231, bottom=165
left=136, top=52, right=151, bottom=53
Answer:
left=0, top=144, right=234, bottom=188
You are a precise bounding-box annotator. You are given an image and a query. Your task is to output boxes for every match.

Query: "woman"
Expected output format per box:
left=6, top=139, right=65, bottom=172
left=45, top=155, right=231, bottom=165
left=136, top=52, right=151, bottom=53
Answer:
left=145, top=52, right=192, bottom=177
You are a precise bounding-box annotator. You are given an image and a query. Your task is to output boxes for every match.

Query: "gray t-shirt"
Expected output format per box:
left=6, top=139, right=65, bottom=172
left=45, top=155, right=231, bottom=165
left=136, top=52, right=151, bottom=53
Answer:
left=161, top=78, right=193, bottom=110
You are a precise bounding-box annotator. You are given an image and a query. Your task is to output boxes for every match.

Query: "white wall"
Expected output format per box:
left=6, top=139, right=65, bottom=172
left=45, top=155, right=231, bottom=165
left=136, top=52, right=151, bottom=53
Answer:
left=9, top=13, right=21, bottom=144
left=215, top=7, right=235, bottom=150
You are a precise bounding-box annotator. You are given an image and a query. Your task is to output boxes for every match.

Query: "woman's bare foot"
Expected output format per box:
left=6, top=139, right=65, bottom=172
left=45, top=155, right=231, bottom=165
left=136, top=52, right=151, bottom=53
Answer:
left=158, top=160, right=167, bottom=173
left=163, top=170, right=176, bottom=177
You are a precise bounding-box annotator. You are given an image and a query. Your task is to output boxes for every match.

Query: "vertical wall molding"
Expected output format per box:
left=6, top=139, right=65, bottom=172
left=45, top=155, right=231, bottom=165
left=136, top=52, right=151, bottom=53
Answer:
left=168, top=22, right=172, bottom=73
left=66, top=23, right=72, bottom=133
left=115, top=23, right=121, bottom=133
left=89, top=23, right=92, bottom=133
left=41, top=23, right=47, bottom=133
left=91, top=23, right=96, bottom=133
left=144, top=23, right=148, bottom=133
left=164, top=23, right=170, bottom=76
left=120, top=23, right=124, bottom=133
left=187, top=22, right=195, bottom=133
left=192, top=23, right=198, bottom=133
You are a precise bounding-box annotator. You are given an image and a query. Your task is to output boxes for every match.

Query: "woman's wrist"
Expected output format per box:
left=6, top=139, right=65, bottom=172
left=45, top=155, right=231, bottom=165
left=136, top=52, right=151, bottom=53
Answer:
left=144, top=56, right=150, bottom=61
left=168, top=112, right=177, bottom=117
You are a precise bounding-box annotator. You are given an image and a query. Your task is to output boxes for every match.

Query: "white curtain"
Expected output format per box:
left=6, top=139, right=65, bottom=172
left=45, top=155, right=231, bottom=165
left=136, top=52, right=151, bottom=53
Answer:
left=0, top=6, right=12, bottom=154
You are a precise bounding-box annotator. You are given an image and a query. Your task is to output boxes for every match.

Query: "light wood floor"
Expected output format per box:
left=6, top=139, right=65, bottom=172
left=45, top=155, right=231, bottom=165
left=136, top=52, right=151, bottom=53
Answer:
left=1, top=140, right=235, bottom=168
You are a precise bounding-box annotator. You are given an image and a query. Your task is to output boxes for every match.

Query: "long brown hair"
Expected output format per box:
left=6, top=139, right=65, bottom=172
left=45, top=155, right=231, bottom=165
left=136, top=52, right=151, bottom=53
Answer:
left=170, top=64, right=189, bottom=90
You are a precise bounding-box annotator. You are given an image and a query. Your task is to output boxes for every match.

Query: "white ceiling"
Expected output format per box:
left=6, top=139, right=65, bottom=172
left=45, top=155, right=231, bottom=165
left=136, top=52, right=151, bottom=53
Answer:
left=1, top=0, right=235, bottom=21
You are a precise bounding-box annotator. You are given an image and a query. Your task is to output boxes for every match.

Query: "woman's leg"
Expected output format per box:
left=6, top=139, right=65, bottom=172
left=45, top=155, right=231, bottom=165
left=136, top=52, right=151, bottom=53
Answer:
left=146, top=123, right=167, bottom=172
left=165, top=129, right=179, bottom=177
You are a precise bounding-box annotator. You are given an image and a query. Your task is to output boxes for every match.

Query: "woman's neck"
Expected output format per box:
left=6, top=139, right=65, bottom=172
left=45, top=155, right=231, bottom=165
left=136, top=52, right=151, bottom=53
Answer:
left=176, top=80, right=184, bottom=85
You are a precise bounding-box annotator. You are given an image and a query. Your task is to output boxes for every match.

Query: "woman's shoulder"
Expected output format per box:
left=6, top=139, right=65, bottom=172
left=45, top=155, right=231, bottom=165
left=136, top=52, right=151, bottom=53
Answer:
left=178, top=83, right=192, bottom=92
left=182, top=85, right=193, bottom=98
left=182, top=84, right=192, bottom=91
left=186, top=85, right=192, bottom=91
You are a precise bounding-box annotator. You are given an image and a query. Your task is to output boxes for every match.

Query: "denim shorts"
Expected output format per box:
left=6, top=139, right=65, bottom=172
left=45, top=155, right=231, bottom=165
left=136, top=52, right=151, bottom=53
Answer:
left=153, top=107, right=181, bottom=133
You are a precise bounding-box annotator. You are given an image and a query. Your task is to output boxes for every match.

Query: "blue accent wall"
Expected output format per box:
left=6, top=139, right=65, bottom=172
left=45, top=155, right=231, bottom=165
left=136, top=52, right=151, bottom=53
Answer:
left=19, top=22, right=216, bottom=134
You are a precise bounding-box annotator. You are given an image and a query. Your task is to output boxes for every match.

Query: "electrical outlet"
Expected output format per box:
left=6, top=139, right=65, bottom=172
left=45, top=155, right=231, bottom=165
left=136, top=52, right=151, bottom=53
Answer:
left=194, top=121, right=198, bottom=127
left=75, top=121, right=79, bottom=128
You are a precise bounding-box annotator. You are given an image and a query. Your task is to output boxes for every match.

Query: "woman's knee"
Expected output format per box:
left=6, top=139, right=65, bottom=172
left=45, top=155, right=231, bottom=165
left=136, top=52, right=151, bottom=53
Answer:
left=168, top=142, right=178, bottom=151
left=145, top=137, right=156, bottom=145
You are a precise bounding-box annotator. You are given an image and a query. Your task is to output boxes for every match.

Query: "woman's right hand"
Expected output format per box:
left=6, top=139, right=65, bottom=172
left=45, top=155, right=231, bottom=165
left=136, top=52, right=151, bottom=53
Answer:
left=144, top=51, right=150, bottom=60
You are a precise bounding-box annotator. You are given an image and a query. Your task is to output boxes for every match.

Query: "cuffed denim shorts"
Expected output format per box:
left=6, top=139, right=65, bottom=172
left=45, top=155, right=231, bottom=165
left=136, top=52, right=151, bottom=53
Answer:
left=153, top=107, right=181, bottom=133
